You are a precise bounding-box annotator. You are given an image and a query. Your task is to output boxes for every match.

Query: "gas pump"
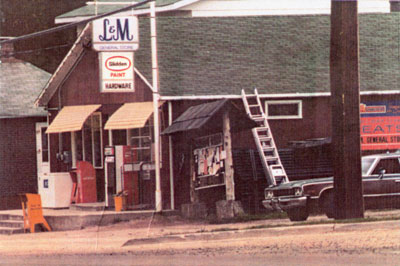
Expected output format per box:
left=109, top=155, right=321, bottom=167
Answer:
left=104, top=146, right=116, bottom=207
left=104, top=135, right=156, bottom=209
left=104, top=145, right=140, bottom=208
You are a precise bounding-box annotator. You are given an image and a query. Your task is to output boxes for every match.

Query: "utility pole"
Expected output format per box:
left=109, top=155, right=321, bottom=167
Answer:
left=330, top=0, right=364, bottom=219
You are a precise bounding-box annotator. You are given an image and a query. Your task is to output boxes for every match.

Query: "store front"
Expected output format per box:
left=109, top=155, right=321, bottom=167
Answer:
left=34, top=23, right=172, bottom=210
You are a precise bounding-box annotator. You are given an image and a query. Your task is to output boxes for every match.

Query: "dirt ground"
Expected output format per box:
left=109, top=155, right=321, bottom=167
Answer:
left=0, top=210, right=399, bottom=265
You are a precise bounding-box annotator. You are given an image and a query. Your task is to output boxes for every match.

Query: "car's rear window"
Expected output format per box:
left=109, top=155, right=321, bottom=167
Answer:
left=362, top=158, right=375, bottom=175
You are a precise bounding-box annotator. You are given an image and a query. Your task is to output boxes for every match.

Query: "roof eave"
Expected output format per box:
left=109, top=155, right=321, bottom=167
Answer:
left=35, top=24, right=91, bottom=107
left=55, top=0, right=199, bottom=24
left=159, top=90, right=400, bottom=101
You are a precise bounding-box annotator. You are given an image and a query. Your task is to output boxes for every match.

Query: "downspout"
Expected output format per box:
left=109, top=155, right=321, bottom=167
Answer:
left=151, top=1, right=162, bottom=212
left=58, top=78, right=63, bottom=160
left=168, top=101, right=175, bottom=210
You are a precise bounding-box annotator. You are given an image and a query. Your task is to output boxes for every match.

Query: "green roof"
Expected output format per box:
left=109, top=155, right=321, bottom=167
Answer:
left=0, top=61, right=50, bottom=118
left=130, top=14, right=400, bottom=96
left=57, top=0, right=184, bottom=19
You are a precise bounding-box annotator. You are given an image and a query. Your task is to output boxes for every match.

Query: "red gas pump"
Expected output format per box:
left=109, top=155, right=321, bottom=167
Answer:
left=70, top=161, right=97, bottom=203
left=104, top=146, right=140, bottom=208
left=116, top=146, right=139, bottom=207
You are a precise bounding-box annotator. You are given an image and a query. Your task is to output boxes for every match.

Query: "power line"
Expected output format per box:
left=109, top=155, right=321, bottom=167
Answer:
left=0, top=0, right=153, bottom=45
left=0, top=43, right=74, bottom=57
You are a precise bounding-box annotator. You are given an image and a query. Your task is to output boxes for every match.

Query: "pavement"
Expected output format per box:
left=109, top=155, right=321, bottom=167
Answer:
left=121, top=208, right=400, bottom=246
left=0, top=205, right=177, bottom=231
left=0, top=208, right=399, bottom=256
left=1, top=204, right=400, bottom=233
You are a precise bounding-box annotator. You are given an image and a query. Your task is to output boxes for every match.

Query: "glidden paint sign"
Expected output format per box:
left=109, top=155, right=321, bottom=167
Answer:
left=92, top=17, right=139, bottom=51
left=99, top=52, right=134, bottom=92
left=360, top=102, right=400, bottom=150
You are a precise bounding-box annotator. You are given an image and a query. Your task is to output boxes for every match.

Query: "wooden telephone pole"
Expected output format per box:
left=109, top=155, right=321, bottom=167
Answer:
left=330, top=0, right=364, bottom=219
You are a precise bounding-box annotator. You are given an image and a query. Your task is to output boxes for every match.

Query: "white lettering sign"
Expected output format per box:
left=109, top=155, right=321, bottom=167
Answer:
left=93, top=17, right=139, bottom=51
left=99, top=52, right=135, bottom=92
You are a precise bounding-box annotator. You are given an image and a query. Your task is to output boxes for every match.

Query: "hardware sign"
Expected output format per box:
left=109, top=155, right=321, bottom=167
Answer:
left=99, top=52, right=134, bottom=92
left=92, top=16, right=139, bottom=51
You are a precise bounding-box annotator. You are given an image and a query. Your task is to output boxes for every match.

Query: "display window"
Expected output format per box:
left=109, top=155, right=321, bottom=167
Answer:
left=71, top=112, right=103, bottom=168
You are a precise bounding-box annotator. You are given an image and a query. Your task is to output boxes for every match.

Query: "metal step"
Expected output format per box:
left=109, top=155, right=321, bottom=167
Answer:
left=262, top=146, right=275, bottom=151
left=0, top=220, right=24, bottom=228
left=0, top=227, right=24, bottom=235
left=0, top=214, right=25, bottom=235
left=250, top=116, right=264, bottom=121
left=0, top=214, right=24, bottom=221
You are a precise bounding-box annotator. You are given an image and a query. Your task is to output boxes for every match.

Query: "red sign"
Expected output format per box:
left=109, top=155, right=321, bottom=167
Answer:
left=360, top=103, right=400, bottom=151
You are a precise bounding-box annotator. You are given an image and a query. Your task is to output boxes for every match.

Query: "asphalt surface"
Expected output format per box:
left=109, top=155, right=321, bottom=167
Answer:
left=0, top=209, right=399, bottom=265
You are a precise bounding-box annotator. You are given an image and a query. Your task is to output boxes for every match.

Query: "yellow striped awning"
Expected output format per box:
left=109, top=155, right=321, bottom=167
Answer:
left=46, top=105, right=101, bottom=133
left=104, top=101, right=163, bottom=130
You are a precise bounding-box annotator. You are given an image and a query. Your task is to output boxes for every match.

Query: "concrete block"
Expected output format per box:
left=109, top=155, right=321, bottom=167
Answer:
left=180, top=203, right=207, bottom=219
left=216, top=200, right=245, bottom=220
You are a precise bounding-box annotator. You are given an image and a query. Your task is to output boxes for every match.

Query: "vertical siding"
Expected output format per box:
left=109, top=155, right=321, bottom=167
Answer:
left=0, top=117, right=46, bottom=209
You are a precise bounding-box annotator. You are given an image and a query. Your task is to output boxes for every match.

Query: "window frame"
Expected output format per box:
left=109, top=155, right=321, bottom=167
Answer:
left=71, top=112, right=104, bottom=169
left=127, top=116, right=157, bottom=163
left=264, top=100, right=303, bottom=119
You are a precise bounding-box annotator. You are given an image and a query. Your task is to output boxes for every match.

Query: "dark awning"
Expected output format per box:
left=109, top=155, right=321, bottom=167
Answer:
left=162, top=99, right=256, bottom=135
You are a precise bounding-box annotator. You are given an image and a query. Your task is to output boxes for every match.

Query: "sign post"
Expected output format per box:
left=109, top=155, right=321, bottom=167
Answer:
left=150, top=1, right=162, bottom=212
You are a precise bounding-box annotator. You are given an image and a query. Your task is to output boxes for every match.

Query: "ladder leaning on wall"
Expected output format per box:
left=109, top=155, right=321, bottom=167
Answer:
left=241, top=89, right=289, bottom=186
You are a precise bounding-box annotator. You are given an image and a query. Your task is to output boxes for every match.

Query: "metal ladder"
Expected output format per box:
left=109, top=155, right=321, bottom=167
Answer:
left=241, top=89, right=289, bottom=186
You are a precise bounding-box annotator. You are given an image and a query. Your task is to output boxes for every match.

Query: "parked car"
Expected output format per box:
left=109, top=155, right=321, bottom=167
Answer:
left=262, top=153, right=400, bottom=221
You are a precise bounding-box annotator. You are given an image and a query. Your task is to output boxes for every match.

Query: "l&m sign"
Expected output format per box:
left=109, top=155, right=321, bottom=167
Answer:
left=92, top=17, right=139, bottom=51
left=360, top=102, right=400, bottom=150
left=99, top=52, right=134, bottom=92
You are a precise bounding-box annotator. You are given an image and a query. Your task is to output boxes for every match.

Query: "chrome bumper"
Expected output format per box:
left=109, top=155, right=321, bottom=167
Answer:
left=262, top=196, right=307, bottom=211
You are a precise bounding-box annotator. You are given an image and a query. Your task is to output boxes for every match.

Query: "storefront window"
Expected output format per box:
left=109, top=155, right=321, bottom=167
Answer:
left=128, top=119, right=153, bottom=162
left=72, top=112, right=103, bottom=168
left=41, top=127, right=49, bottom=163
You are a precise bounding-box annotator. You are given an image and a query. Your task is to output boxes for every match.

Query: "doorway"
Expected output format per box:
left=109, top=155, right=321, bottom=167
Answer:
left=36, top=122, right=50, bottom=193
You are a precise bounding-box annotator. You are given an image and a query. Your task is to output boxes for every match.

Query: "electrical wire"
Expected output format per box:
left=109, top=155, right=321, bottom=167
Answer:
left=0, top=43, right=73, bottom=57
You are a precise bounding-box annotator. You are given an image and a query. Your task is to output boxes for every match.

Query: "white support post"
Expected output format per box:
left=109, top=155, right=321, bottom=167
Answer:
left=151, top=1, right=162, bottom=212
left=108, top=130, right=113, bottom=146
left=126, top=128, right=132, bottom=145
left=223, top=111, right=235, bottom=201
left=168, top=101, right=175, bottom=210
left=71, top=131, right=77, bottom=168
